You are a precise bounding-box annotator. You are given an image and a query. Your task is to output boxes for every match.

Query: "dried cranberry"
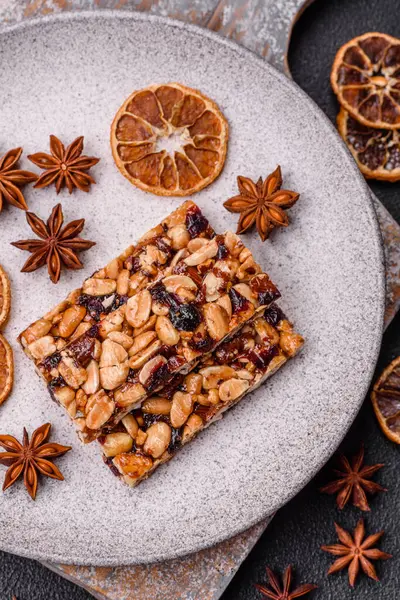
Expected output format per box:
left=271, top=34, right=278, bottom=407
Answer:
left=159, top=344, right=177, bottom=359
left=126, top=369, right=139, bottom=382
left=167, top=355, right=186, bottom=373
left=68, top=336, right=95, bottom=367
left=189, top=332, right=214, bottom=353
left=229, top=287, right=251, bottom=314
left=263, top=303, right=286, bottom=327
left=194, top=404, right=214, bottom=422
left=249, top=274, right=281, bottom=305
left=258, top=287, right=281, bottom=306
left=155, top=236, right=173, bottom=258
left=41, top=351, right=62, bottom=371
left=215, top=336, right=247, bottom=363
left=216, top=234, right=228, bottom=259
left=48, top=375, right=66, bottom=390
left=247, top=345, right=279, bottom=369
left=145, top=362, right=170, bottom=393
left=185, top=205, right=209, bottom=238
left=129, top=256, right=142, bottom=274
left=103, top=456, right=121, bottom=477
left=160, top=373, right=184, bottom=398
left=142, top=412, right=167, bottom=428
left=87, top=324, right=100, bottom=339
left=168, top=428, right=182, bottom=453
left=110, top=294, right=128, bottom=311
left=169, top=303, right=201, bottom=331
left=150, top=282, right=180, bottom=309
left=78, top=294, right=111, bottom=321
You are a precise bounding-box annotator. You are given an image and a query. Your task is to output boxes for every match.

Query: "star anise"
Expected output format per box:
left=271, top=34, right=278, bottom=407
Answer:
left=0, top=423, right=71, bottom=500
left=223, top=166, right=299, bottom=241
left=320, top=445, right=386, bottom=511
left=321, top=520, right=392, bottom=587
left=28, top=135, right=99, bottom=194
left=0, top=147, right=37, bottom=212
left=255, top=565, right=317, bottom=599
left=11, top=203, right=96, bottom=283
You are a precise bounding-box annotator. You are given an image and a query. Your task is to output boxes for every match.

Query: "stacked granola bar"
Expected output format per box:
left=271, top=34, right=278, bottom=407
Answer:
left=19, top=201, right=303, bottom=486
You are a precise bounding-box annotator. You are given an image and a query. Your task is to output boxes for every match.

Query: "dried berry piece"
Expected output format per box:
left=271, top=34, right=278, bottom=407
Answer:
left=186, top=204, right=210, bottom=238
left=169, top=303, right=201, bottom=332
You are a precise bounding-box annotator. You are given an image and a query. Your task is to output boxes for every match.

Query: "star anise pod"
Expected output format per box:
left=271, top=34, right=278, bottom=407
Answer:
left=321, top=520, right=392, bottom=587
left=28, top=135, right=99, bottom=194
left=255, top=565, right=317, bottom=599
left=320, top=445, right=386, bottom=511
left=11, top=203, right=96, bottom=283
left=223, top=166, right=299, bottom=241
left=0, top=423, right=71, bottom=500
left=0, top=147, right=37, bottom=212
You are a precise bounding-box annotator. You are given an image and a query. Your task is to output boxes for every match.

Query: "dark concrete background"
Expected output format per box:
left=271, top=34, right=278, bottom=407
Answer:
left=1, top=1, right=399, bottom=598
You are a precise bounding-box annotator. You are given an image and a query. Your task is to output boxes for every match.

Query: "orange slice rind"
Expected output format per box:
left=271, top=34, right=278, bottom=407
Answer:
left=331, top=32, right=400, bottom=129
left=0, top=264, right=11, bottom=328
left=0, top=333, right=13, bottom=406
left=371, top=356, right=400, bottom=444
left=337, top=107, right=400, bottom=181
left=110, top=83, right=228, bottom=196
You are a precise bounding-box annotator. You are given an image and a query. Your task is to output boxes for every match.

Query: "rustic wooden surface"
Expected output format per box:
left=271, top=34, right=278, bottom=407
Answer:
left=1, top=1, right=399, bottom=599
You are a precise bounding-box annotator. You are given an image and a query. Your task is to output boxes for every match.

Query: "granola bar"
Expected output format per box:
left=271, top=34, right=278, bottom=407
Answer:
left=34, top=228, right=281, bottom=443
left=99, top=304, right=304, bottom=487
left=18, top=200, right=215, bottom=366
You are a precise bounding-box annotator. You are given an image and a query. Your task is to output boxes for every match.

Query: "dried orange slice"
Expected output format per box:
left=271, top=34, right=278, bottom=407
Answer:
left=331, top=32, right=400, bottom=129
left=110, top=83, right=228, bottom=196
left=337, top=108, right=400, bottom=181
left=371, top=357, right=400, bottom=444
left=0, top=264, right=11, bottom=328
left=0, top=333, right=13, bottom=406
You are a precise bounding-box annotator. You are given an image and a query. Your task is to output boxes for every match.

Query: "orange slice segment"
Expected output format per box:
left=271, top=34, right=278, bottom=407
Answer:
left=371, top=357, right=400, bottom=444
left=111, top=83, right=228, bottom=196
left=331, top=32, right=400, bottom=129
left=337, top=108, right=400, bottom=181
left=0, top=264, right=11, bottom=328
left=0, top=333, right=13, bottom=406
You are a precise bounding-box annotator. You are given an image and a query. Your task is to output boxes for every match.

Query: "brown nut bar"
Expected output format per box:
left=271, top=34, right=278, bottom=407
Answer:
left=18, top=200, right=215, bottom=366
left=99, top=304, right=304, bottom=487
left=38, top=231, right=281, bottom=442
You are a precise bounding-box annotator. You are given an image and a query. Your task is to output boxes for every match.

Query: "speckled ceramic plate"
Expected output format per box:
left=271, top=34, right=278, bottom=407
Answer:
left=0, top=11, right=384, bottom=566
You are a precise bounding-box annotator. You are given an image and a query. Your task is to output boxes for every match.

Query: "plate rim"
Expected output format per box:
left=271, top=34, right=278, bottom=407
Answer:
left=0, top=9, right=385, bottom=565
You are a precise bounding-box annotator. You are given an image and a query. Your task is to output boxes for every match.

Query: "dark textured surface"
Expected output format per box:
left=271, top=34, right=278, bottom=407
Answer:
left=0, top=0, right=399, bottom=598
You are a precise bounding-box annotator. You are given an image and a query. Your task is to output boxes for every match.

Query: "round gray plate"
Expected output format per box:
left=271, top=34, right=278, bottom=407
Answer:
left=0, top=11, right=384, bottom=566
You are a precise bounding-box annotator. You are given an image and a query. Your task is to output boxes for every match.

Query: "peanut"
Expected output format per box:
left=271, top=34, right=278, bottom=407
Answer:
left=170, top=391, right=193, bottom=428
left=102, top=433, right=134, bottom=458
left=143, top=422, right=171, bottom=458
left=219, top=378, right=249, bottom=403
left=156, top=316, right=180, bottom=346
left=142, top=397, right=172, bottom=415
left=125, top=290, right=152, bottom=328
